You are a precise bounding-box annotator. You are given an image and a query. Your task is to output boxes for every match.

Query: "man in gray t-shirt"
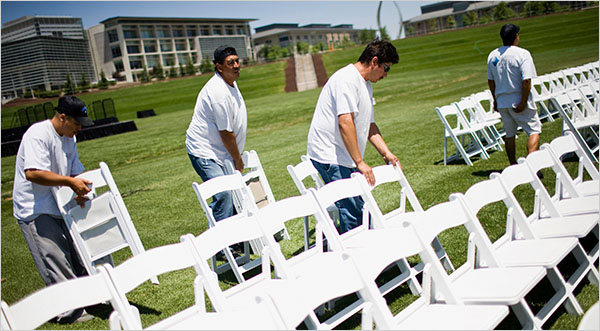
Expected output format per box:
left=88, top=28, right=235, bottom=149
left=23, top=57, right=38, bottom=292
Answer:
left=487, top=23, right=542, bottom=165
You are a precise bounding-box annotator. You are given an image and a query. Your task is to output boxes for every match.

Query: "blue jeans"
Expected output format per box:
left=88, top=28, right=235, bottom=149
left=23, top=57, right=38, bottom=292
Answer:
left=311, top=159, right=364, bottom=234
left=189, top=155, right=234, bottom=222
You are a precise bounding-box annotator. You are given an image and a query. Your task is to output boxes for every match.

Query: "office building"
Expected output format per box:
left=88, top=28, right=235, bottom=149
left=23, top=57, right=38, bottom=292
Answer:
left=87, top=17, right=256, bottom=83
left=1, top=16, right=95, bottom=99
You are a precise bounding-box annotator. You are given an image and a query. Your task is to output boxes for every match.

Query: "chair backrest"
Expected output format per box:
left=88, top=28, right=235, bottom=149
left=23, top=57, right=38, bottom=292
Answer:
left=192, top=171, right=256, bottom=228
left=522, top=148, right=581, bottom=199
left=435, top=105, right=469, bottom=133
left=470, top=90, right=494, bottom=115
left=286, top=155, right=325, bottom=195
left=547, top=132, right=599, bottom=181
left=0, top=271, right=114, bottom=330
left=182, top=213, right=268, bottom=312
left=454, top=98, right=482, bottom=124
left=98, top=241, right=198, bottom=329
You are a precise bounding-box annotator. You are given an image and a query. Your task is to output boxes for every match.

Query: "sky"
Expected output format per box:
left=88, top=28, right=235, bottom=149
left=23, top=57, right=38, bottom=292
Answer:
left=1, top=0, right=436, bottom=40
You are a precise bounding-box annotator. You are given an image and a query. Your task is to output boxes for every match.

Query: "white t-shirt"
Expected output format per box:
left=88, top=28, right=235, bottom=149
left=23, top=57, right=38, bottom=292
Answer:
left=307, top=64, right=375, bottom=168
left=487, top=45, right=537, bottom=110
left=13, top=120, right=85, bottom=222
left=185, top=73, right=247, bottom=165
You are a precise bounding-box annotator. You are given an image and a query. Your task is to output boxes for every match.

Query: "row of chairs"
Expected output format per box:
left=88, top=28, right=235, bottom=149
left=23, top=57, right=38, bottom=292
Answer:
left=2, top=129, right=597, bottom=329
left=437, top=61, right=599, bottom=166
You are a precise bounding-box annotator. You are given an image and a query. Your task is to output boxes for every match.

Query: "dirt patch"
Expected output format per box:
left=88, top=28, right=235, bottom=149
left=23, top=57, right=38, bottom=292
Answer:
left=284, top=57, right=297, bottom=92
left=311, top=54, right=328, bottom=87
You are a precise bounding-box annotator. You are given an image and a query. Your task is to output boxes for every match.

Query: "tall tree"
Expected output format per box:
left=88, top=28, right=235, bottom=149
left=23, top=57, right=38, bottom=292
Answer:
left=63, top=74, right=76, bottom=94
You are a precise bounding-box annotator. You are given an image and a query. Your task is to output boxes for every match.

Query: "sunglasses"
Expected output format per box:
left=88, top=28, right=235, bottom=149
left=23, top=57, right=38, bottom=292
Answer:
left=382, top=63, right=390, bottom=72
left=226, top=58, right=240, bottom=65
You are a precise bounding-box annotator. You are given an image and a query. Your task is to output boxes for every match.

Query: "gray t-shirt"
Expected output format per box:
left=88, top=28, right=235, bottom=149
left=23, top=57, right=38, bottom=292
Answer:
left=487, top=45, right=537, bottom=110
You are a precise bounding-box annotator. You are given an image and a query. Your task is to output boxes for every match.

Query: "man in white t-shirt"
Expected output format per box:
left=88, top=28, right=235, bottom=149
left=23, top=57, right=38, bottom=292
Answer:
left=307, top=39, right=400, bottom=233
left=186, top=45, right=247, bottom=222
left=487, top=23, right=542, bottom=165
left=12, top=95, right=95, bottom=323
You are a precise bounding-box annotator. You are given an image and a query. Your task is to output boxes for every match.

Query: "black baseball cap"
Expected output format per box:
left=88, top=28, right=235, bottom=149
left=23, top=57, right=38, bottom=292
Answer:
left=213, top=45, right=237, bottom=64
left=500, top=23, right=520, bottom=46
left=56, top=95, right=94, bottom=127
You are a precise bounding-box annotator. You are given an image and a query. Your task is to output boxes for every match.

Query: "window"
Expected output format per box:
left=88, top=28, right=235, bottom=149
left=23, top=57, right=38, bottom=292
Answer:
left=200, top=26, right=210, bottom=35
left=123, top=25, right=138, bottom=39
left=114, top=60, right=124, bottom=72
left=236, top=26, right=245, bottom=35
left=111, top=45, right=122, bottom=58
left=212, top=26, right=222, bottom=35
left=52, top=31, right=63, bottom=37
left=279, top=36, right=289, bottom=42
left=162, top=53, right=175, bottom=66
left=156, top=25, right=170, bottom=38
left=159, top=40, right=172, bottom=52
left=177, top=53, right=189, bottom=66
left=126, top=41, right=141, bottom=54
left=143, top=40, right=157, bottom=53
left=172, top=26, right=185, bottom=37
left=140, top=25, right=155, bottom=38
left=225, top=25, right=234, bottom=35
left=146, top=55, right=160, bottom=68
left=175, top=39, right=187, bottom=51
left=186, top=26, right=197, bottom=37
left=129, top=56, right=143, bottom=69
left=107, top=29, right=119, bottom=42
left=188, top=38, right=195, bottom=50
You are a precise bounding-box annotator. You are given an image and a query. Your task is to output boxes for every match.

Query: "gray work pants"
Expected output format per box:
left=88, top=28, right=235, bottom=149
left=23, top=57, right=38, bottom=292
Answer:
left=18, top=214, right=89, bottom=323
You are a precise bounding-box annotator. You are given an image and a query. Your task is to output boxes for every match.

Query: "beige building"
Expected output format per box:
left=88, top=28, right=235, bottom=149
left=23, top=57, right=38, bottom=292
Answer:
left=252, top=23, right=363, bottom=55
left=87, top=16, right=256, bottom=83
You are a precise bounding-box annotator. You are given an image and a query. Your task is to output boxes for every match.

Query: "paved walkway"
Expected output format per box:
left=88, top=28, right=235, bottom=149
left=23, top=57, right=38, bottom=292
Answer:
left=294, top=53, right=318, bottom=92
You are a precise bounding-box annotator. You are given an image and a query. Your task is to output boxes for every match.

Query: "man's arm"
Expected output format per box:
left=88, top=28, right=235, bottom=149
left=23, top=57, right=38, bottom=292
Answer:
left=514, top=78, right=531, bottom=113
left=368, top=123, right=400, bottom=167
left=487, top=79, right=497, bottom=112
left=25, top=169, right=91, bottom=206
left=219, top=130, right=244, bottom=172
left=338, top=113, right=375, bottom=185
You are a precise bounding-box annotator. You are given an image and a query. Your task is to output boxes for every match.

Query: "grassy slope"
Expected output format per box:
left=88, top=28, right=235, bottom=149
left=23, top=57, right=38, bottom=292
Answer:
left=1, top=9, right=598, bottom=330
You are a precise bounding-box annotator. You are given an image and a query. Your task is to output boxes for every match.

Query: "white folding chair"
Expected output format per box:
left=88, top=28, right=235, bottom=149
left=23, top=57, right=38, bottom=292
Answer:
left=435, top=104, right=490, bottom=165
left=454, top=176, right=593, bottom=325
left=359, top=165, right=454, bottom=272
left=53, top=161, right=157, bottom=284
left=0, top=270, right=117, bottom=330
left=191, top=171, right=262, bottom=283
left=545, top=132, right=599, bottom=199
left=224, top=150, right=290, bottom=240
left=400, top=198, right=548, bottom=329
left=531, top=76, right=557, bottom=122
left=470, top=89, right=508, bottom=134
left=286, top=154, right=340, bottom=251
left=550, top=92, right=599, bottom=163
left=491, top=162, right=599, bottom=283
left=455, top=97, right=505, bottom=147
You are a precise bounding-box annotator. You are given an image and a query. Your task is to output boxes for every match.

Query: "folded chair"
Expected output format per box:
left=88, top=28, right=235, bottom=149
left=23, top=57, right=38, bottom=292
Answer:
left=435, top=104, right=490, bottom=166
left=286, top=154, right=340, bottom=251
left=545, top=132, right=599, bottom=198
left=399, top=198, right=548, bottom=329
left=191, top=171, right=262, bottom=283
left=1, top=270, right=118, bottom=330
left=53, top=161, right=157, bottom=284
left=454, top=98, right=505, bottom=147
left=550, top=92, right=599, bottom=163
left=454, top=176, right=593, bottom=325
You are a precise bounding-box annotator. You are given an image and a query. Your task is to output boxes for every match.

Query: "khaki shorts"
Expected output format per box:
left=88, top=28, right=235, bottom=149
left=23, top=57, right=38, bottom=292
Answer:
left=498, top=108, right=542, bottom=138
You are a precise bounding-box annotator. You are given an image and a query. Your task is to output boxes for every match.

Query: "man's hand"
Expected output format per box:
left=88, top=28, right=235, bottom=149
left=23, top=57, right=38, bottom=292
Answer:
left=357, top=160, right=375, bottom=186
left=383, top=152, right=401, bottom=168
left=74, top=195, right=89, bottom=207
left=493, top=99, right=498, bottom=112
left=233, top=157, right=245, bottom=172
left=69, top=177, right=92, bottom=197
left=513, top=103, right=526, bottom=113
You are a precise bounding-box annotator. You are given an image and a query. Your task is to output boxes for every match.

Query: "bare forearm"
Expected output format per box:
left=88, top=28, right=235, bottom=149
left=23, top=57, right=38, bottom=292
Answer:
left=338, top=114, right=364, bottom=165
left=520, top=79, right=531, bottom=108
left=368, top=123, right=390, bottom=157
left=25, top=169, right=91, bottom=197
left=488, top=79, right=497, bottom=111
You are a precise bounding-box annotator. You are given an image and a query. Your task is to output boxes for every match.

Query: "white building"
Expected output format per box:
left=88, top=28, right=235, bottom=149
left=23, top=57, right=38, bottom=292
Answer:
left=87, top=16, right=256, bottom=83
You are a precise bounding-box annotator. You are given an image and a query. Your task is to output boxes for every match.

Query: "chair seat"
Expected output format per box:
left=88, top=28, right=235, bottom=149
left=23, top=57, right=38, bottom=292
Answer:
left=553, top=195, right=599, bottom=216
left=529, top=214, right=599, bottom=239
left=395, top=304, right=509, bottom=330
left=494, top=238, right=577, bottom=268
left=576, top=180, right=600, bottom=197
left=451, top=267, right=546, bottom=305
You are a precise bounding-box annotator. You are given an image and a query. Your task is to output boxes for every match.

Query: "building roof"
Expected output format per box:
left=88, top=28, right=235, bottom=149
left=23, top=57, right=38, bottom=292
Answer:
left=253, top=22, right=359, bottom=39
left=405, top=1, right=500, bottom=23
left=2, top=15, right=78, bottom=28
left=100, top=16, right=256, bottom=24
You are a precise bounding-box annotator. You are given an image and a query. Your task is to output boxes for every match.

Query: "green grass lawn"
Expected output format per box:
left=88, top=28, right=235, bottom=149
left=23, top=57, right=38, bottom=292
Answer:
left=1, top=9, right=598, bottom=330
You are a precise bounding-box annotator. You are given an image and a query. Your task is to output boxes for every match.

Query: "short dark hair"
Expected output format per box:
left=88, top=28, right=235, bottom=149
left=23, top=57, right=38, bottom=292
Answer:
left=500, top=23, right=520, bottom=46
left=357, top=39, right=399, bottom=65
left=213, top=45, right=237, bottom=65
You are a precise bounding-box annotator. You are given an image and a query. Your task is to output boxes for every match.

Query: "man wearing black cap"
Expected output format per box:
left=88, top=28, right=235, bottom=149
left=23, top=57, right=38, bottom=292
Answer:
left=487, top=23, right=542, bottom=165
left=12, top=95, right=95, bottom=323
left=185, top=45, right=246, bottom=222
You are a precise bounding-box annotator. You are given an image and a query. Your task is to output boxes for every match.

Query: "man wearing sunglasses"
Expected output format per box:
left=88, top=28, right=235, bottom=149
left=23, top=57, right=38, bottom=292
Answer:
left=186, top=45, right=247, bottom=223
left=306, top=38, right=399, bottom=234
